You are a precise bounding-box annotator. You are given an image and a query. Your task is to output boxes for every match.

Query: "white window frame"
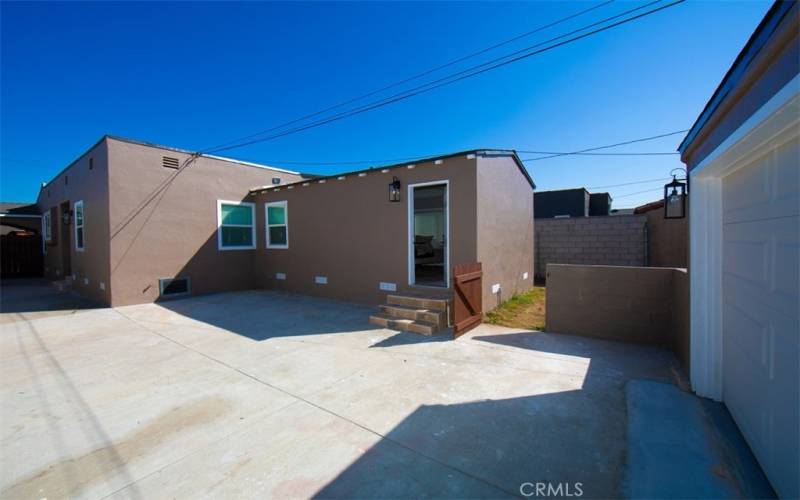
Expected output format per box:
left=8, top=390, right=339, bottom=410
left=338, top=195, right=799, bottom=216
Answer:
left=265, top=200, right=289, bottom=249
left=217, top=200, right=256, bottom=251
left=42, top=210, right=52, bottom=242
left=74, top=200, right=85, bottom=252
left=407, top=180, right=450, bottom=288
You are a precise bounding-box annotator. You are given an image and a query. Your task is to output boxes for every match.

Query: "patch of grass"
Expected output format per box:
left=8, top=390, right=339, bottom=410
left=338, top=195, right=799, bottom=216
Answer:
left=485, top=286, right=546, bottom=331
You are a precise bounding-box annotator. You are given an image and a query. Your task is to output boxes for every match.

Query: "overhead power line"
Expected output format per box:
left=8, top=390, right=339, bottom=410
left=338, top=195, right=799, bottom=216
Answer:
left=588, top=177, right=671, bottom=189
left=202, top=0, right=616, bottom=153
left=205, top=0, right=686, bottom=154
left=520, top=129, right=689, bottom=161
left=613, top=186, right=663, bottom=199
left=519, top=151, right=678, bottom=157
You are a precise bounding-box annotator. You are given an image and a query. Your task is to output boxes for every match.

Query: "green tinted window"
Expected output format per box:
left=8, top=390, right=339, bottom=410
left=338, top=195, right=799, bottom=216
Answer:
left=221, top=226, right=253, bottom=246
left=221, top=204, right=252, bottom=225
left=269, top=226, right=287, bottom=245
left=267, top=205, right=285, bottom=225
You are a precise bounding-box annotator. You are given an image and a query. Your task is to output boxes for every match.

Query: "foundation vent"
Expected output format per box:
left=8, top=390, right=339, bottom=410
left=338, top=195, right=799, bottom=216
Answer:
left=159, top=277, right=190, bottom=298
left=162, top=156, right=180, bottom=169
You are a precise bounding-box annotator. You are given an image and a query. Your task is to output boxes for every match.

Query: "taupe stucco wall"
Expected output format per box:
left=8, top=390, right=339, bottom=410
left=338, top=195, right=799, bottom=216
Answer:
left=37, top=140, right=111, bottom=304
left=253, top=156, right=479, bottom=306
left=107, top=138, right=303, bottom=306
left=534, top=215, right=646, bottom=279
left=643, top=206, right=688, bottom=268
left=546, top=264, right=689, bottom=368
left=476, top=156, right=534, bottom=310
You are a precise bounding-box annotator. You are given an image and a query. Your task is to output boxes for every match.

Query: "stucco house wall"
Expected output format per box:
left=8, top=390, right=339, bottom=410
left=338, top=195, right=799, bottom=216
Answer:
left=476, top=155, right=534, bottom=309
left=253, top=154, right=479, bottom=306
left=106, top=138, right=304, bottom=306
left=37, top=139, right=111, bottom=304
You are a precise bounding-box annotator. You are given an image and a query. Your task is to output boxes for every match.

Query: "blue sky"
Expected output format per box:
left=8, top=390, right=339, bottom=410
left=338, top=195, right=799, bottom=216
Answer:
left=1, top=1, right=770, bottom=207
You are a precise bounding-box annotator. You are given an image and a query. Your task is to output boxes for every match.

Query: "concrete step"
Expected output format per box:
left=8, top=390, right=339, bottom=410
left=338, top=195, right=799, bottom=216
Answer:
left=378, top=304, right=445, bottom=328
left=369, top=314, right=440, bottom=336
left=387, top=294, right=449, bottom=312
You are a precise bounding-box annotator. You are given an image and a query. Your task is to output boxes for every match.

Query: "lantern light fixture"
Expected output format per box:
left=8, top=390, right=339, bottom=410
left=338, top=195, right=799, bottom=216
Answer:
left=663, top=168, right=687, bottom=219
left=62, top=209, right=73, bottom=226
left=389, top=176, right=401, bottom=202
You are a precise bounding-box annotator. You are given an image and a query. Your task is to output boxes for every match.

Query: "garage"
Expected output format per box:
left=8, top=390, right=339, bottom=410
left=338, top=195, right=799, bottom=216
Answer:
left=721, top=136, right=799, bottom=499
left=680, top=3, right=799, bottom=497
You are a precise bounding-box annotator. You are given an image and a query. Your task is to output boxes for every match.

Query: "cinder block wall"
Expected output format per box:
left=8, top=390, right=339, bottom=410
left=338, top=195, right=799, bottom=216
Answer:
left=534, top=215, right=646, bottom=279
left=546, top=264, right=689, bottom=369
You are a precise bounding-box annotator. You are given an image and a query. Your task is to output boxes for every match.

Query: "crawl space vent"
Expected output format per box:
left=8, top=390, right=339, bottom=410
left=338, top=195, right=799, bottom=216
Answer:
left=159, top=277, right=190, bottom=297
left=162, top=156, right=180, bottom=169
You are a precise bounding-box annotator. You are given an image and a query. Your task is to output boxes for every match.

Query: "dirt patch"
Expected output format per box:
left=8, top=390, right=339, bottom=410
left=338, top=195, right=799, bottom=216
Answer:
left=3, top=396, right=233, bottom=499
left=485, top=287, right=546, bottom=331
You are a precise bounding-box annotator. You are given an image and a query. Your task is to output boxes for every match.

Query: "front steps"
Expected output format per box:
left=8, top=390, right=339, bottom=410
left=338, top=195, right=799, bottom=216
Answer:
left=369, top=294, right=450, bottom=336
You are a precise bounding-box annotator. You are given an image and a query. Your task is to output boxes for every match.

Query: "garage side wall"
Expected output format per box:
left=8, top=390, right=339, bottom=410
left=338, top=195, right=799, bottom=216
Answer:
left=37, top=139, right=111, bottom=304
left=253, top=156, right=479, bottom=305
left=476, top=156, right=534, bottom=311
left=107, top=139, right=303, bottom=306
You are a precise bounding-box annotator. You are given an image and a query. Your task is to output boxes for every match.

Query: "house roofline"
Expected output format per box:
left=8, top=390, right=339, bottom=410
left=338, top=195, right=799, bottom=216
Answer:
left=249, top=148, right=535, bottom=194
left=36, top=135, right=301, bottom=200
left=678, top=1, right=796, bottom=156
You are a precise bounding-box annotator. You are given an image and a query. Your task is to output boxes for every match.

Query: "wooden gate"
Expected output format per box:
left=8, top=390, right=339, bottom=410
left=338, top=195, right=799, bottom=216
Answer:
left=452, top=262, right=482, bottom=338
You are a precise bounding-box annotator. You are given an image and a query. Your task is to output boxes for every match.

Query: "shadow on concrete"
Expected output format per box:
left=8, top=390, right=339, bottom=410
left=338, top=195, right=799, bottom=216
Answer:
left=368, top=330, right=452, bottom=348
left=153, top=290, right=383, bottom=341
left=0, top=279, right=101, bottom=319
left=316, top=329, right=763, bottom=499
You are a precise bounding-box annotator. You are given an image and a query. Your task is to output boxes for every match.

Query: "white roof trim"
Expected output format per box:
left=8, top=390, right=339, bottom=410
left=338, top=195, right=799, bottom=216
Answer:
left=202, top=154, right=299, bottom=175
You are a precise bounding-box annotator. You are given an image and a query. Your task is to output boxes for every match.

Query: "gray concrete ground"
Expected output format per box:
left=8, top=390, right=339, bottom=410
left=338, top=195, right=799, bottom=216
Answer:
left=0, top=278, right=100, bottom=325
left=1, top=287, right=687, bottom=499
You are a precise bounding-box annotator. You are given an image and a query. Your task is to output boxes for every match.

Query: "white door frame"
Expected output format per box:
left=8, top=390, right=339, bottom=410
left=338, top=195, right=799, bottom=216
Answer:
left=689, top=75, right=799, bottom=400
left=408, top=180, right=450, bottom=288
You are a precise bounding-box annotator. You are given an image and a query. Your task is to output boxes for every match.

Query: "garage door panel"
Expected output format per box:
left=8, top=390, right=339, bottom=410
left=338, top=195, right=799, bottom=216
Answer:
left=722, top=135, right=799, bottom=499
left=722, top=137, right=799, bottom=224
left=723, top=217, right=800, bottom=319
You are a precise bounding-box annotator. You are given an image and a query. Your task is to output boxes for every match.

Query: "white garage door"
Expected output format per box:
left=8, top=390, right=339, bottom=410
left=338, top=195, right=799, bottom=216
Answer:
left=722, top=136, right=799, bottom=498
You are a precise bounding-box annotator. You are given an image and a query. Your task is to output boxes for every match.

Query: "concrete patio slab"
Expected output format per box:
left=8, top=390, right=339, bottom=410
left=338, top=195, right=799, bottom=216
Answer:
left=0, top=287, right=750, bottom=499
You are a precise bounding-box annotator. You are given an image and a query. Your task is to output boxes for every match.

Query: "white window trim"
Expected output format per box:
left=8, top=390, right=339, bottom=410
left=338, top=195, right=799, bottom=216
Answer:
left=74, top=200, right=85, bottom=252
left=688, top=74, right=799, bottom=401
left=217, top=200, right=256, bottom=251
left=42, top=211, right=51, bottom=242
left=265, top=200, right=289, bottom=249
left=407, top=180, right=450, bottom=288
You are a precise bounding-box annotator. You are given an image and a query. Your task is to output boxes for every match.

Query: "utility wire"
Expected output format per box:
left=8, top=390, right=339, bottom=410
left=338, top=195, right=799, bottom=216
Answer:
left=613, top=186, right=663, bottom=198
left=518, top=151, right=678, bottom=157
left=201, top=0, right=616, bottom=153
left=205, top=0, right=685, bottom=154
left=521, top=129, right=688, bottom=161
left=588, top=177, right=671, bottom=189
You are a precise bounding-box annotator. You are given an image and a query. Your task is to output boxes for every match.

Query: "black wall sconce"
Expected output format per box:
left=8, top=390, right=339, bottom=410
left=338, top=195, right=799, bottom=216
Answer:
left=664, top=168, right=687, bottom=219
left=62, top=209, right=73, bottom=226
left=389, top=176, right=401, bottom=202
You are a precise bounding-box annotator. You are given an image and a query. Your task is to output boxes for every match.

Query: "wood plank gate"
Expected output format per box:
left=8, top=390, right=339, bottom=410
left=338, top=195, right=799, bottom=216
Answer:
left=452, top=262, right=482, bottom=338
left=0, top=233, right=43, bottom=278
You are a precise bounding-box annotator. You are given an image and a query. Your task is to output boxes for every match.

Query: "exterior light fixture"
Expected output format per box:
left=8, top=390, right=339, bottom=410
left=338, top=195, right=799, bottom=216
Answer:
left=389, top=176, right=401, bottom=202
left=664, top=170, right=687, bottom=219
left=62, top=209, right=72, bottom=226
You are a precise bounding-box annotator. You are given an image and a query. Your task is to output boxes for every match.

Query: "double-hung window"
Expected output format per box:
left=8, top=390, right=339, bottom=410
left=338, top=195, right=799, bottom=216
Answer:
left=74, top=200, right=85, bottom=251
left=265, top=201, right=288, bottom=249
left=217, top=200, right=255, bottom=250
left=42, top=210, right=52, bottom=242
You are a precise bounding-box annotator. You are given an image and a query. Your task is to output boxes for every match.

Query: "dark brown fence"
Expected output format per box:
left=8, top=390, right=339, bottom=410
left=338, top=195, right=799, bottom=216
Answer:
left=452, top=262, right=482, bottom=338
left=1, top=233, right=43, bottom=278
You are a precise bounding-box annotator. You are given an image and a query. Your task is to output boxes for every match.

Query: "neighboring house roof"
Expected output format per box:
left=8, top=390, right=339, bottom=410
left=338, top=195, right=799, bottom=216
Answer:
left=0, top=202, right=40, bottom=218
left=38, top=135, right=302, bottom=195
left=249, top=149, right=535, bottom=193
left=633, top=199, right=664, bottom=214
left=678, top=1, right=797, bottom=156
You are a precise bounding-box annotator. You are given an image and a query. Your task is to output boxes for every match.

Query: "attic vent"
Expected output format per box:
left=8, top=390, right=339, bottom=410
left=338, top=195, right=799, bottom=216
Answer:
left=162, top=156, right=180, bottom=169
left=159, top=277, right=190, bottom=297
left=272, top=177, right=281, bottom=185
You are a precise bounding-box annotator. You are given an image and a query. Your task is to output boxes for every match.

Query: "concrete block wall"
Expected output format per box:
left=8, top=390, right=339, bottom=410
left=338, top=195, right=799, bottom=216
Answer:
left=546, top=264, right=689, bottom=369
left=534, top=215, right=647, bottom=279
